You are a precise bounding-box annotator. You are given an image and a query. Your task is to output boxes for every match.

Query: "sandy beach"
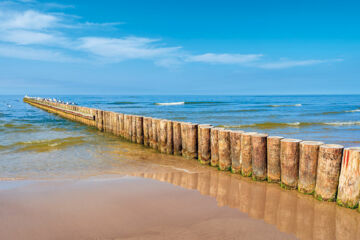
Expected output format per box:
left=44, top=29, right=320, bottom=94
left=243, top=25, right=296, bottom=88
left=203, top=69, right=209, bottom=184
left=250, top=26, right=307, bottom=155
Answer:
left=0, top=176, right=296, bottom=240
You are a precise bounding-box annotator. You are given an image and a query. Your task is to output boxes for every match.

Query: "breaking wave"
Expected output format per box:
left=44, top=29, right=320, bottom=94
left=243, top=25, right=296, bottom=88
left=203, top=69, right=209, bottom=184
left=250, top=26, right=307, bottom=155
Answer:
left=218, top=121, right=360, bottom=129
left=155, top=102, right=185, bottom=106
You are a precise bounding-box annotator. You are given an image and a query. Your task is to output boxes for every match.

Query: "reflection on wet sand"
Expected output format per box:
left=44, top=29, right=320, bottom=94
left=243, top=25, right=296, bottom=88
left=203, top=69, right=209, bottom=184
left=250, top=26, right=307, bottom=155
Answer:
left=132, top=171, right=360, bottom=240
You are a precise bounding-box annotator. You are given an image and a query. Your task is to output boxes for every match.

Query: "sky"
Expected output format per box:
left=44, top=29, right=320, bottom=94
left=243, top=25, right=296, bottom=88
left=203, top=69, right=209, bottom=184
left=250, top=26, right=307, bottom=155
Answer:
left=0, top=0, right=359, bottom=95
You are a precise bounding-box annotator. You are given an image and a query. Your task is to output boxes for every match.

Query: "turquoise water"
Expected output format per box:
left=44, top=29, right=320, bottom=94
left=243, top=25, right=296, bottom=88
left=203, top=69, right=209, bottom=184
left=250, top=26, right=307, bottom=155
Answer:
left=1, top=95, right=360, bottom=179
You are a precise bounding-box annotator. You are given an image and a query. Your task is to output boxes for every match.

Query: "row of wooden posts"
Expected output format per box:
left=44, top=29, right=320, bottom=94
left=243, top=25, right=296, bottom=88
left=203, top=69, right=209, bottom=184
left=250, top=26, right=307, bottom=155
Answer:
left=24, top=97, right=360, bottom=210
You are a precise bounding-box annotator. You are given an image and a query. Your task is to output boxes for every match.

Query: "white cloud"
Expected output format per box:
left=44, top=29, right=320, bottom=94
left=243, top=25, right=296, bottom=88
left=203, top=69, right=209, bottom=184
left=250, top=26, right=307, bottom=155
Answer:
left=0, top=29, right=58, bottom=45
left=186, top=53, right=263, bottom=64
left=0, top=44, right=79, bottom=62
left=0, top=1, right=345, bottom=69
left=78, top=37, right=180, bottom=60
left=258, top=58, right=343, bottom=69
left=0, top=10, right=58, bottom=30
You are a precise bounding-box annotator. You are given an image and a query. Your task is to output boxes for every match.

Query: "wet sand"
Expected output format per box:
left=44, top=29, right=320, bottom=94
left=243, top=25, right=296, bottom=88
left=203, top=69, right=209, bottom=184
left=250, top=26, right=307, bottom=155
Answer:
left=0, top=177, right=295, bottom=240
left=2, top=170, right=360, bottom=239
left=2, top=125, right=360, bottom=239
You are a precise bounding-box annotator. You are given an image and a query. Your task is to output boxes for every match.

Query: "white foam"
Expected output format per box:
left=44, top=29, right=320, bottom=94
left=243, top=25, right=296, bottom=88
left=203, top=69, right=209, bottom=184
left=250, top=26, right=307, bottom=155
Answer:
left=325, top=121, right=360, bottom=126
left=155, top=102, right=185, bottom=106
left=288, top=122, right=301, bottom=126
left=346, top=109, right=360, bottom=113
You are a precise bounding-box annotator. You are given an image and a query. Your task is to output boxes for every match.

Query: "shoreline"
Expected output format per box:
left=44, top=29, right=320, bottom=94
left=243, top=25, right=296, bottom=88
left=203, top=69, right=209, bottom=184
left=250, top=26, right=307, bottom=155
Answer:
left=1, top=171, right=360, bottom=240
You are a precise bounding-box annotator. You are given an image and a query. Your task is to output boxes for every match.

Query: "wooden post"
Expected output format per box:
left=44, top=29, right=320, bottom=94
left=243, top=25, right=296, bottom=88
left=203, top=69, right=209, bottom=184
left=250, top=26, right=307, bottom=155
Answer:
left=156, top=118, right=161, bottom=151
left=252, top=133, right=268, bottom=181
left=166, top=120, right=173, bottom=154
left=143, top=117, right=150, bottom=147
left=218, top=129, right=231, bottom=171
left=151, top=118, right=158, bottom=149
left=173, top=121, right=182, bottom=155
left=148, top=118, right=153, bottom=148
left=118, top=113, right=124, bottom=138
left=298, top=141, right=323, bottom=194
left=131, top=115, right=136, bottom=142
left=314, top=144, right=344, bottom=201
left=181, top=122, right=188, bottom=157
left=159, top=119, right=168, bottom=153
left=123, top=114, right=129, bottom=140
left=135, top=116, right=143, bottom=144
left=210, top=128, right=222, bottom=167
left=337, top=147, right=360, bottom=208
left=198, top=124, right=212, bottom=165
left=95, top=110, right=104, bottom=131
left=267, top=136, right=283, bottom=183
left=230, top=130, right=243, bottom=173
left=186, top=123, right=198, bottom=159
left=241, top=132, right=257, bottom=177
left=280, top=138, right=301, bottom=189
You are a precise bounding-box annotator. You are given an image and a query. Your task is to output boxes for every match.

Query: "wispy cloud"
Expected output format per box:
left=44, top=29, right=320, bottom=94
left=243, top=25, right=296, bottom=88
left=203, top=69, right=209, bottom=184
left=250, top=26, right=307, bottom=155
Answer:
left=0, top=1, right=344, bottom=69
left=0, top=44, right=80, bottom=62
left=0, top=10, right=58, bottom=30
left=258, top=58, right=344, bottom=69
left=186, top=53, right=263, bottom=64
left=78, top=37, right=180, bottom=61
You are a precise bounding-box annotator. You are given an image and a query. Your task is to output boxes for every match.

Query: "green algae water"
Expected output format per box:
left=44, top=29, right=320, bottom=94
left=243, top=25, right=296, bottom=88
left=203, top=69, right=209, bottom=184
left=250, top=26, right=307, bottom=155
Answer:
left=1, top=95, right=360, bottom=179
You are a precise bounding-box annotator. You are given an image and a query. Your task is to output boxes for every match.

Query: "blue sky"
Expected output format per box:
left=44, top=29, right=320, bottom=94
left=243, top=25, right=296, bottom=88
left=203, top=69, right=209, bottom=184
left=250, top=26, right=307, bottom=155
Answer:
left=0, top=0, right=359, bottom=95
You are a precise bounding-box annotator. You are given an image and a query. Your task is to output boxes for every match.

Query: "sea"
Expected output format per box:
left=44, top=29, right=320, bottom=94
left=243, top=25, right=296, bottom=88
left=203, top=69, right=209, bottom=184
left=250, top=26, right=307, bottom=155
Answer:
left=1, top=94, right=360, bottom=180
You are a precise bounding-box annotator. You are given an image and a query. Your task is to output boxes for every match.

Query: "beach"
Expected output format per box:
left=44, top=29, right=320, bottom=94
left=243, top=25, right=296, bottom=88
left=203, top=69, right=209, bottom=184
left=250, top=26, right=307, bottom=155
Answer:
left=1, top=95, right=360, bottom=239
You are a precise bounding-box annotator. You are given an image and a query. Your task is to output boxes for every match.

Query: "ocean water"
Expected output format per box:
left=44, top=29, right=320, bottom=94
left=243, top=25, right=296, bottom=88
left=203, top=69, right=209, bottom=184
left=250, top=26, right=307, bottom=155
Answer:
left=1, top=95, right=360, bottom=179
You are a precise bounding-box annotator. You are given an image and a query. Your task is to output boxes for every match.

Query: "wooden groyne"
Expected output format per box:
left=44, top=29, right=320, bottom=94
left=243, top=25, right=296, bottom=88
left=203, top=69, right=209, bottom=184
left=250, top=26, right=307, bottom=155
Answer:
left=23, top=97, right=360, bottom=211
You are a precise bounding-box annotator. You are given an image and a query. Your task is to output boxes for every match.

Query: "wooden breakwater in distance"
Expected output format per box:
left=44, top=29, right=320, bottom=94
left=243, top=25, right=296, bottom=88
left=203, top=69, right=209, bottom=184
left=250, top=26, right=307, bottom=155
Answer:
left=23, top=97, right=360, bottom=212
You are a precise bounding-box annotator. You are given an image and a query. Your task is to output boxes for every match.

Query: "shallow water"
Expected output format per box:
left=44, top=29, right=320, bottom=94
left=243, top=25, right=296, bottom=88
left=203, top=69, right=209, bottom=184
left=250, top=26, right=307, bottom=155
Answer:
left=1, top=95, right=360, bottom=179
left=1, top=95, right=360, bottom=239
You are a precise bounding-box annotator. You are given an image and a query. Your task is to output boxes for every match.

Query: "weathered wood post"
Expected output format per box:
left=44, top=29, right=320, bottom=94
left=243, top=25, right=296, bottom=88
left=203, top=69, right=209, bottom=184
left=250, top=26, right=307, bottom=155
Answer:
left=337, top=147, right=360, bottom=208
left=135, top=116, right=143, bottom=144
left=156, top=118, right=161, bottom=151
left=128, top=115, right=133, bottom=141
left=241, top=132, right=257, bottom=177
left=187, top=123, right=198, bottom=159
left=218, top=129, right=231, bottom=171
left=230, top=130, right=243, bottom=173
left=123, top=114, right=129, bottom=140
left=151, top=118, right=158, bottom=149
left=173, top=121, right=182, bottom=155
left=298, top=141, right=323, bottom=194
left=143, top=117, right=150, bottom=147
left=280, top=138, right=301, bottom=189
left=314, top=144, right=344, bottom=201
left=210, top=128, right=222, bottom=167
left=267, top=136, right=283, bottom=183
left=166, top=120, right=173, bottom=154
left=131, top=115, right=137, bottom=142
left=95, top=110, right=104, bottom=131
left=198, top=124, right=212, bottom=165
left=118, top=113, right=124, bottom=138
left=181, top=122, right=188, bottom=157
left=148, top=118, right=154, bottom=148
left=159, top=119, right=168, bottom=153
left=252, top=133, right=268, bottom=181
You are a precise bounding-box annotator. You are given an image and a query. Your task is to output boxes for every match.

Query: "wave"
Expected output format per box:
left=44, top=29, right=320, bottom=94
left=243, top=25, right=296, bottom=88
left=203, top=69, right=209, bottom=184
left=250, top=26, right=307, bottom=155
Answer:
left=324, top=121, right=360, bottom=126
left=155, top=102, right=185, bottom=106
left=108, top=101, right=137, bottom=105
left=346, top=109, right=360, bottom=113
left=268, top=104, right=302, bottom=107
left=218, top=121, right=360, bottom=129
left=5, top=136, right=86, bottom=153
left=185, top=101, right=228, bottom=105
left=155, top=101, right=230, bottom=106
